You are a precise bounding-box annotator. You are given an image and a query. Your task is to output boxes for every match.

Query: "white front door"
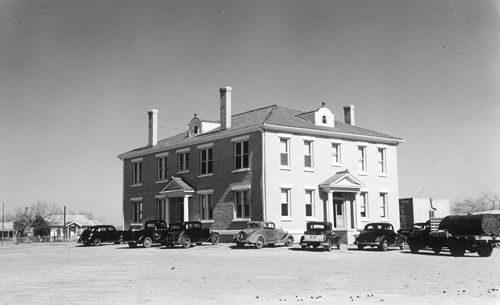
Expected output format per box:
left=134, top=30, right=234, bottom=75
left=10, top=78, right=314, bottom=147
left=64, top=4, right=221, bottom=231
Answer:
left=333, top=199, right=345, bottom=228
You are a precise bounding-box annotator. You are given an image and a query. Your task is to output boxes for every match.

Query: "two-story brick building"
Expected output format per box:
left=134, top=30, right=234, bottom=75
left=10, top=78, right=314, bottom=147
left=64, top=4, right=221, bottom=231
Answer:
left=118, top=86, right=404, bottom=243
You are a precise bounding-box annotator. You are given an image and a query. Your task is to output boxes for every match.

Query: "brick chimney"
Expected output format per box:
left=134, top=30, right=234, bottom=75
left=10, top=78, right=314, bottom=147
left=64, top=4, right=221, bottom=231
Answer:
left=148, top=109, right=158, bottom=146
left=220, top=86, right=232, bottom=130
left=343, top=105, right=355, bottom=126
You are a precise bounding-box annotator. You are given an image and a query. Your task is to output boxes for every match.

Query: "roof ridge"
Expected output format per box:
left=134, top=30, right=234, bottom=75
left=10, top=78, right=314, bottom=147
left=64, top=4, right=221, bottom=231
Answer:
left=334, top=120, right=403, bottom=140
left=232, top=104, right=276, bottom=118
left=262, top=104, right=279, bottom=124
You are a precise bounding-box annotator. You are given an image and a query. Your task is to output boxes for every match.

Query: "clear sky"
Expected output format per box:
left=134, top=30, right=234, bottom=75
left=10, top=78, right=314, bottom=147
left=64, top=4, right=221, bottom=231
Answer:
left=1, top=0, right=499, bottom=225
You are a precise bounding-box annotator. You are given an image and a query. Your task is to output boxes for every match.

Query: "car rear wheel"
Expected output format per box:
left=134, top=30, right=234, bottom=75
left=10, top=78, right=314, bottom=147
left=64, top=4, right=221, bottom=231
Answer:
left=211, top=234, right=220, bottom=245
left=327, top=239, right=333, bottom=252
left=432, top=245, right=442, bottom=254
left=379, top=239, right=388, bottom=251
left=181, top=237, right=192, bottom=249
left=143, top=237, right=152, bottom=248
left=255, top=237, right=264, bottom=249
left=128, top=242, right=137, bottom=248
left=357, top=244, right=364, bottom=250
left=477, top=244, right=493, bottom=257
left=236, top=242, right=245, bottom=248
left=409, top=243, right=419, bottom=254
left=284, top=236, right=294, bottom=247
left=449, top=242, right=466, bottom=257
left=93, top=238, right=101, bottom=246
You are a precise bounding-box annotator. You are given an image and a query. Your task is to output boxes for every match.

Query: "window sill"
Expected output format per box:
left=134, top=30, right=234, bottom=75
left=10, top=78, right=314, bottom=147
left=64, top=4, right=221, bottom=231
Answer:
left=332, top=163, right=342, bottom=167
left=232, top=168, right=250, bottom=174
left=280, top=166, right=291, bottom=171
left=378, top=173, right=388, bottom=177
left=360, top=217, right=370, bottom=222
left=198, top=173, right=214, bottom=178
left=305, top=217, right=316, bottom=221
left=177, top=170, right=189, bottom=174
left=304, top=168, right=315, bottom=172
left=200, top=220, right=215, bottom=223
left=281, top=217, right=293, bottom=222
left=131, top=183, right=143, bottom=187
left=156, top=180, right=168, bottom=184
left=232, top=218, right=251, bottom=222
left=358, top=172, right=368, bottom=176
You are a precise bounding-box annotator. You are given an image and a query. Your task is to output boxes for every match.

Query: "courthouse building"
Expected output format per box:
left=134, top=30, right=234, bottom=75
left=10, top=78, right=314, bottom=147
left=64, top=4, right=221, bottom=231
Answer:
left=118, top=87, right=404, bottom=243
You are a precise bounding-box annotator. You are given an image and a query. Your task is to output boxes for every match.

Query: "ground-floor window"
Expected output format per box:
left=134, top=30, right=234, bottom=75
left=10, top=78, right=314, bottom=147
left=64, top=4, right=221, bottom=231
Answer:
left=360, top=192, right=368, bottom=218
left=132, top=200, right=142, bottom=223
left=200, top=193, right=213, bottom=220
left=234, top=190, right=250, bottom=219
left=281, top=188, right=291, bottom=217
left=157, top=198, right=166, bottom=221
left=380, top=193, right=388, bottom=218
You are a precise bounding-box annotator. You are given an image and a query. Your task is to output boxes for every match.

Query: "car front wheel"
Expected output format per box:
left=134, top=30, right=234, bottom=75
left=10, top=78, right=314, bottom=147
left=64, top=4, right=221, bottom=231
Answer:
left=93, top=238, right=101, bottom=246
left=327, top=239, right=333, bottom=252
left=255, top=237, right=264, bottom=249
left=211, top=234, right=220, bottom=245
left=181, top=237, right=192, bottom=249
left=143, top=237, right=152, bottom=248
left=284, top=236, right=294, bottom=247
left=379, top=239, right=389, bottom=251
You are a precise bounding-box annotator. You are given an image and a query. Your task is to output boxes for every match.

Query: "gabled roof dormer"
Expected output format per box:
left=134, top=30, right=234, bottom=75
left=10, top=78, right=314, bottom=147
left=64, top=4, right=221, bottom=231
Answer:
left=296, top=102, right=335, bottom=127
left=188, top=115, right=220, bottom=137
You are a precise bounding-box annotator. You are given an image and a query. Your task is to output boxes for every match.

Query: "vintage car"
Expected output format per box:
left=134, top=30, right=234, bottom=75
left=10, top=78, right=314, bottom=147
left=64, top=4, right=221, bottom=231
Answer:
left=406, top=221, right=444, bottom=254
left=161, top=221, right=220, bottom=248
left=354, top=222, right=404, bottom=251
left=299, top=221, right=340, bottom=251
left=77, top=225, right=121, bottom=246
left=233, top=221, right=294, bottom=249
left=121, top=220, right=169, bottom=248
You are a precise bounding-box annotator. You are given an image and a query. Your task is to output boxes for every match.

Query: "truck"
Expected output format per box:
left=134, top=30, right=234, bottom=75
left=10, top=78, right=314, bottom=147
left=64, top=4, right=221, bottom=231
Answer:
left=407, top=214, right=500, bottom=257
left=120, top=220, right=169, bottom=248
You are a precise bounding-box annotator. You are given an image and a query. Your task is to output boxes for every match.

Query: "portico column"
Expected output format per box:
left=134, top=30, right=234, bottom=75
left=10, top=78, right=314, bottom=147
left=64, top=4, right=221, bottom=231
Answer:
left=345, top=195, right=351, bottom=229
left=183, top=195, right=191, bottom=222
left=165, top=198, right=170, bottom=224
left=327, top=191, right=334, bottom=224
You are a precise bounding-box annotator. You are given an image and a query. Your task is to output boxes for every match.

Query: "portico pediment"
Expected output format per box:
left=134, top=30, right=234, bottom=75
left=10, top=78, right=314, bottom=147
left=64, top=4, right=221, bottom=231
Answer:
left=159, top=176, right=195, bottom=197
left=319, top=169, right=364, bottom=193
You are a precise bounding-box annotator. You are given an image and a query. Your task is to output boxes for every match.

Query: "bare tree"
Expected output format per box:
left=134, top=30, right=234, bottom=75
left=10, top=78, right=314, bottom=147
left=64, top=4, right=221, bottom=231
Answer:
left=12, top=201, right=61, bottom=236
left=452, top=191, right=500, bottom=214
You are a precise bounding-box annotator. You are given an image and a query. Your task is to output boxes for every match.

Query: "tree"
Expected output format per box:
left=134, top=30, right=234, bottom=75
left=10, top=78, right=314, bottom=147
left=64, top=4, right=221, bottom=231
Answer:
left=32, top=215, right=50, bottom=236
left=12, top=201, right=61, bottom=236
left=452, top=191, right=500, bottom=214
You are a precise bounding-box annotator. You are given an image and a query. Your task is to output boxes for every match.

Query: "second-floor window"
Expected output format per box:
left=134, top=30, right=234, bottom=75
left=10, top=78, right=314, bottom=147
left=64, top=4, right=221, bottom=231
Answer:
left=358, top=146, right=367, bottom=173
left=234, top=140, right=249, bottom=170
left=281, top=188, right=291, bottom=217
left=280, top=138, right=290, bottom=167
left=378, top=148, right=386, bottom=174
left=200, top=148, right=213, bottom=175
left=157, top=156, right=167, bottom=181
left=304, top=141, right=313, bottom=169
left=332, top=143, right=341, bottom=165
left=380, top=193, right=388, bottom=218
left=132, top=161, right=142, bottom=185
left=132, top=200, right=143, bottom=223
left=177, top=152, right=190, bottom=172
left=360, top=192, right=368, bottom=218
left=200, top=193, right=213, bottom=220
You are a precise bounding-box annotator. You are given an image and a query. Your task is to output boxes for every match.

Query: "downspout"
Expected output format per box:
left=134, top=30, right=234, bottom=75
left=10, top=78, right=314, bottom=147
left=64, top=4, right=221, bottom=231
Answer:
left=429, top=198, right=437, bottom=211
left=260, top=128, right=267, bottom=221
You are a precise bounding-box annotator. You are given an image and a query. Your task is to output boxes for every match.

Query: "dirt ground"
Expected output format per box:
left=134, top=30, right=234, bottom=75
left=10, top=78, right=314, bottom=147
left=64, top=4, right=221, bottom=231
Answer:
left=0, top=242, right=499, bottom=305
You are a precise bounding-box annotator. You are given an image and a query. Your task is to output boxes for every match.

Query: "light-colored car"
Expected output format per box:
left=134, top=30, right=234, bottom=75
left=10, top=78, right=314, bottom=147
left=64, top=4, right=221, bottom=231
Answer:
left=233, top=221, right=294, bottom=249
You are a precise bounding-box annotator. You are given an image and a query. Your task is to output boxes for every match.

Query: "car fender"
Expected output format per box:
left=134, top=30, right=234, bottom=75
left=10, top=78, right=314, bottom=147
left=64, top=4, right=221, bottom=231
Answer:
left=248, top=233, right=264, bottom=244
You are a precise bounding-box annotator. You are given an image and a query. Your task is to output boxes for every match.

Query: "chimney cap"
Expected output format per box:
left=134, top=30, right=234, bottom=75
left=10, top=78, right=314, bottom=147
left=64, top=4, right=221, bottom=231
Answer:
left=149, top=109, right=159, bottom=114
left=219, top=86, right=232, bottom=93
left=343, top=105, right=355, bottom=109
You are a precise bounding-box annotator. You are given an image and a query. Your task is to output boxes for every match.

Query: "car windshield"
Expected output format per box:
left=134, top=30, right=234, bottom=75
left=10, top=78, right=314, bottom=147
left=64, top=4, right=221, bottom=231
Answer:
left=246, top=222, right=262, bottom=229
left=365, top=224, right=392, bottom=231
left=309, top=224, right=326, bottom=230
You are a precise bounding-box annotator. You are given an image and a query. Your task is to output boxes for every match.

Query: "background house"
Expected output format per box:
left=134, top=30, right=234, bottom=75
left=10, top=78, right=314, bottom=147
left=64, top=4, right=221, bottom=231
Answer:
left=399, top=198, right=450, bottom=229
left=0, top=221, right=16, bottom=240
left=46, top=215, right=102, bottom=240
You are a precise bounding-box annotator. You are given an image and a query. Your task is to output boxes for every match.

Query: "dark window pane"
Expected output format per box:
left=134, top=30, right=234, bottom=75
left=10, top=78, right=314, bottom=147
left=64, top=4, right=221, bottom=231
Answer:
left=281, top=203, right=288, bottom=216
left=306, top=204, right=312, bottom=217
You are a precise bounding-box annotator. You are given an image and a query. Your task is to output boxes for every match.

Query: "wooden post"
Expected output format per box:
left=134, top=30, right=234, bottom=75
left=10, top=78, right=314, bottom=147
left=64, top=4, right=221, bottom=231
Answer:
left=63, top=206, right=66, bottom=241
left=1, top=202, right=4, bottom=247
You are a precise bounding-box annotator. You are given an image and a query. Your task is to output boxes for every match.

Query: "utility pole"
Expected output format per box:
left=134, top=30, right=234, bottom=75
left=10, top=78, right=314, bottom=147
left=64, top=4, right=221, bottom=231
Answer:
left=63, top=205, right=66, bottom=241
left=2, top=202, right=5, bottom=247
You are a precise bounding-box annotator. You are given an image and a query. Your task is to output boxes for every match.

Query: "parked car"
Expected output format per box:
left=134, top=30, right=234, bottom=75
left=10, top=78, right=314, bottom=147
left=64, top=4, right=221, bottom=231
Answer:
left=233, top=221, right=294, bottom=249
left=78, top=225, right=122, bottom=246
left=120, top=220, right=169, bottom=248
left=299, top=221, right=340, bottom=251
left=354, top=222, right=404, bottom=251
left=406, top=221, right=443, bottom=254
left=160, top=221, right=220, bottom=248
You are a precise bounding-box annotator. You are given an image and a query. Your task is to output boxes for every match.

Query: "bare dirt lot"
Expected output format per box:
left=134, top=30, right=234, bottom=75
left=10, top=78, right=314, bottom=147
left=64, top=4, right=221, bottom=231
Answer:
left=0, top=242, right=499, bottom=305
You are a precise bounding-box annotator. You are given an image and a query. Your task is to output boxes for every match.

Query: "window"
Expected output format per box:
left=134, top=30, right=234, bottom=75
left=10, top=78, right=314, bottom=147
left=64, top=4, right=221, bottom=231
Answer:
left=132, top=161, right=142, bottom=185
left=157, top=198, right=166, bottom=221
left=233, top=140, right=249, bottom=170
left=200, top=148, right=213, bottom=175
left=157, top=156, right=167, bottom=181
left=193, top=126, right=199, bottom=135
left=358, top=146, right=367, bottom=172
left=281, top=188, right=291, bottom=217
left=200, top=193, right=213, bottom=220
left=332, top=143, right=341, bottom=164
left=280, top=138, right=290, bottom=167
left=132, top=200, right=143, bottom=223
left=380, top=193, right=388, bottom=218
left=360, top=192, right=368, bottom=218
left=234, top=190, right=250, bottom=218
left=177, top=152, right=190, bottom=172
left=304, top=141, right=313, bottom=168
left=322, top=115, right=327, bottom=124
left=305, top=190, right=314, bottom=218
left=378, top=148, right=386, bottom=173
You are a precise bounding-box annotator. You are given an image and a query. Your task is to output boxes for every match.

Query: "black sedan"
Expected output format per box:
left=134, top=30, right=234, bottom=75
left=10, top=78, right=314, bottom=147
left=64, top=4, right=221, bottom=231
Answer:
left=354, top=222, right=404, bottom=251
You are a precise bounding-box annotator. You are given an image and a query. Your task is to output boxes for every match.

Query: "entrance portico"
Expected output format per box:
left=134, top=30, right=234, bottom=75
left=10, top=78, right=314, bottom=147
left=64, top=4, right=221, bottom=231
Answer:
left=158, top=177, right=195, bottom=223
left=319, top=170, right=364, bottom=244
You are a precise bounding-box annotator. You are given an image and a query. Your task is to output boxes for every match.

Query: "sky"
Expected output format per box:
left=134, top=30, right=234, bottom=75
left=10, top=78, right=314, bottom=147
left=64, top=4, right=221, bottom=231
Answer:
left=1, top=0, right=499, bottom=226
